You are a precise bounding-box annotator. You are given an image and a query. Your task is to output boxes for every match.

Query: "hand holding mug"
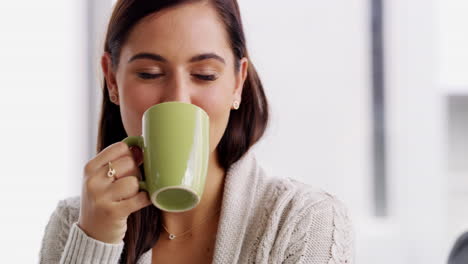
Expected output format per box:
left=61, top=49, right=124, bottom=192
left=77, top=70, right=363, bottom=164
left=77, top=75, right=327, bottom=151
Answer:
left=77, top=142, right=152, bottom=244
left=77, top=102, right=209, bottom=244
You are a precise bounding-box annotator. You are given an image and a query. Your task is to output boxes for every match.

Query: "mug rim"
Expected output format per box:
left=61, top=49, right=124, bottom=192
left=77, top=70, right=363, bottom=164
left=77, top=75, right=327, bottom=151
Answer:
left=144, top=101, right=209, bottom=119
left=151, top=185, right=201, bottom=213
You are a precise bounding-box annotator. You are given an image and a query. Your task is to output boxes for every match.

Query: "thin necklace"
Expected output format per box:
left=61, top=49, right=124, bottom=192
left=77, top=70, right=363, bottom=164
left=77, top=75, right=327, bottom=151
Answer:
left=161, top=208, right=221, bottom=240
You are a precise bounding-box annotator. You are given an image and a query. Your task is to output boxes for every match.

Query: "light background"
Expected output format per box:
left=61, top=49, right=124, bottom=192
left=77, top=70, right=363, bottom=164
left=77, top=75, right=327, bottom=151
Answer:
left=0, top=0, right=467, bottom=263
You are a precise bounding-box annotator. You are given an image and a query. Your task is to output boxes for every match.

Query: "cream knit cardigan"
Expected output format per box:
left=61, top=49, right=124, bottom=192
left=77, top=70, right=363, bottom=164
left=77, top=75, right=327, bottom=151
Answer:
left=39, top=150, right=354, bottom=263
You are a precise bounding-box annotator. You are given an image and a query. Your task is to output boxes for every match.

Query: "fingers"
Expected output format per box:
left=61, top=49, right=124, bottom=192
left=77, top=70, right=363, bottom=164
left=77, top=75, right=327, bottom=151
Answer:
left=82, top=140, right=145, bottom=202
left=80, top=141, right=151, bottom=242
left=117, top=191, right=152, bottom=216
left=89, top=142, right=135, bottom=171
left=97, top=154, right=141, bottom=181
left=107, top=175, right=141, bottom=201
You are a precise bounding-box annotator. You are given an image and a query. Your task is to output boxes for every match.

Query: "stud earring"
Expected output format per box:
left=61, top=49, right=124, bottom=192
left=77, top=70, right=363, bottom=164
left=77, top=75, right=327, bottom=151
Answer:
left=232, top=100, right=240, bottom=110
left=110, top=94, right=118, bottom=103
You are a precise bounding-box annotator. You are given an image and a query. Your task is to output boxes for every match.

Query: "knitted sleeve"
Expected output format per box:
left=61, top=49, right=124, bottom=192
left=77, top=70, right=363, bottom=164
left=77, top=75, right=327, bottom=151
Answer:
left=282, top=196, right=354, bottom=264
left=39, top=198, right=124, bottom=264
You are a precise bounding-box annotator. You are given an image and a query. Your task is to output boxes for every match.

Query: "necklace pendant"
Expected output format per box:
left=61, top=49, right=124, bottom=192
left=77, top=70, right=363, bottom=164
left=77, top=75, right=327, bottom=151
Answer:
left=169, top=234, right=176, bottom=240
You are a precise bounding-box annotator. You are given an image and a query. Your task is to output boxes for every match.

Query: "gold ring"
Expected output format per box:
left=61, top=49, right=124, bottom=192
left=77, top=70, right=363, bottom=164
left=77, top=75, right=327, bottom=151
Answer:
left=107, top=161, right=116, bottom=178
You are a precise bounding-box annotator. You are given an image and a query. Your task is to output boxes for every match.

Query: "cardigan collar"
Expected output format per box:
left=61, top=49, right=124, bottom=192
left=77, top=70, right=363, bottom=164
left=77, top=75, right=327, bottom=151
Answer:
left=138, top=149, right=261, bottom=264
left=212, top=149, right=260, bottom=263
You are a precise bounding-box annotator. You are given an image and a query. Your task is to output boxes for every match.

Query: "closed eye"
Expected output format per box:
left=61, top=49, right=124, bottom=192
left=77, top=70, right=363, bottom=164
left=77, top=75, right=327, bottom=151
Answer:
left=136, top=72, right=218, bottom=81
left=137, top=72, right=164, bottom=80
left=192, top=74, right=218, bottom=81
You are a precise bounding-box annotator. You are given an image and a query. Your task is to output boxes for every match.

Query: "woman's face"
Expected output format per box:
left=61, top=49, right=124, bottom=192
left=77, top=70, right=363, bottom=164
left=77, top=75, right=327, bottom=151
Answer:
left=102, top=2, right=248, bottom=159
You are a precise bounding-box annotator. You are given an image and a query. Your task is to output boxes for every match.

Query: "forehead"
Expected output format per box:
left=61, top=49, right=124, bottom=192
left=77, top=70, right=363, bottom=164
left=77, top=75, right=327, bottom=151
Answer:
left=121, top=2, right=232, bottom=61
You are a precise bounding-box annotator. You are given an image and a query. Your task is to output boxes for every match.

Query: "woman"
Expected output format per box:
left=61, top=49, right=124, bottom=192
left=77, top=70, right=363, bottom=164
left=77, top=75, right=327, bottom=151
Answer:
left=39, top=0, right=354, bottom=263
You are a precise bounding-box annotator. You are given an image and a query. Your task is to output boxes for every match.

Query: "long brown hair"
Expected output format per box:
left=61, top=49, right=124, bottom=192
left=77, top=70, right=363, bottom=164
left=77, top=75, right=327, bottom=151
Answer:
left=97, top=0, right=269, bottom=262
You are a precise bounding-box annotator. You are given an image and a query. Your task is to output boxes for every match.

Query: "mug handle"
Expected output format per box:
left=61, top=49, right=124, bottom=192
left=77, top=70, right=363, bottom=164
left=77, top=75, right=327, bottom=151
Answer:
left=122, top=136, right=148, bottom=192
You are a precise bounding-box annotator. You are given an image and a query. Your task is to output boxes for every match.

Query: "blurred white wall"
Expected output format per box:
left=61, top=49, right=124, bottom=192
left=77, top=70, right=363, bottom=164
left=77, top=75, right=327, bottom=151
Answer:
left=438, top=0, right=468, bottom=87
left=0, top=1, right=88, bottom=262
left=239, top=0, right=372, bottom=229
left=238, top=0, right=374, bottom=262
left=384, top=0, right=445, bottom=262
left=438, top=0, right=468, bottom=258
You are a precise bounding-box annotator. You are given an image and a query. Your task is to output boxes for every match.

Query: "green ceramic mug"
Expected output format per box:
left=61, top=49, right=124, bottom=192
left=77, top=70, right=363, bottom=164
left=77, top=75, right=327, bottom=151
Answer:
left=122, top=102, right=210, bottom=213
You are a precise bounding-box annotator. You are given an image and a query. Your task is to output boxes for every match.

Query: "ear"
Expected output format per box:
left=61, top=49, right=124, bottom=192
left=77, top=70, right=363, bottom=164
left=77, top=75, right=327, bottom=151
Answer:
left=233, top=57, right=249, bottom=106
left=101, top=52, right=119, bottom=105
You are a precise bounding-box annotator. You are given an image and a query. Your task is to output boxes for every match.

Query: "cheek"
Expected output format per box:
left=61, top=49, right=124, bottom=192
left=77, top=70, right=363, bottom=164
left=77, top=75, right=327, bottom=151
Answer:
left=118, top=80, right=161, bottom=136
left=195, top=85, right=233, bottom=153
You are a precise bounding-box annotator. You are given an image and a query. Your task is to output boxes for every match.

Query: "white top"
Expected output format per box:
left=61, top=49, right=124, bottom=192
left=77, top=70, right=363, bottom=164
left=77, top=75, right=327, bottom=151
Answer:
left=39, top=149, right=354, bottom=263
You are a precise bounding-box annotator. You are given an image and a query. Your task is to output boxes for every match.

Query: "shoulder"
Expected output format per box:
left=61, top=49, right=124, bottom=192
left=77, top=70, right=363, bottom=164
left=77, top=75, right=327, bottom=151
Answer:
left=52, top=196, right=81, bottom=224
left=261, top=176, right=354, bottom=263
left=263, top=175, right=345, bottom=216
left=270, top=175, right=351, bottom=233
left=230, top=153, right=354, bottom=262
left=238, top=153, right=350, bottom=228
left=56, top=195, right=80, bottom=212
left=39, top=196, right=81, bottom=263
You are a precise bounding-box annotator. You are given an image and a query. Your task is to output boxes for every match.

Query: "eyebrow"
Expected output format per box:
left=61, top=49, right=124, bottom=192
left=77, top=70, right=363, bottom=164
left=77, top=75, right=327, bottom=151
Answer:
left=128, top=53, right=167, bottom=63
left=189, top=53, right=225, bottom=64
left=128, top=52, right=225, bottom=64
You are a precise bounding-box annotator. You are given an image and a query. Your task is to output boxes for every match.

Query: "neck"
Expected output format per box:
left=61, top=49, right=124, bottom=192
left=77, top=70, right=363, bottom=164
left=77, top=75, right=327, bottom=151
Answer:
left=159, top=150, right=225, bottom=242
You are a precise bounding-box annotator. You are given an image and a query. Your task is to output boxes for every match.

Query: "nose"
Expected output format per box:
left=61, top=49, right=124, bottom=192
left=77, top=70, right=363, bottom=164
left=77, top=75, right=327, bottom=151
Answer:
left=161, top=73, right=191, bottom=104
